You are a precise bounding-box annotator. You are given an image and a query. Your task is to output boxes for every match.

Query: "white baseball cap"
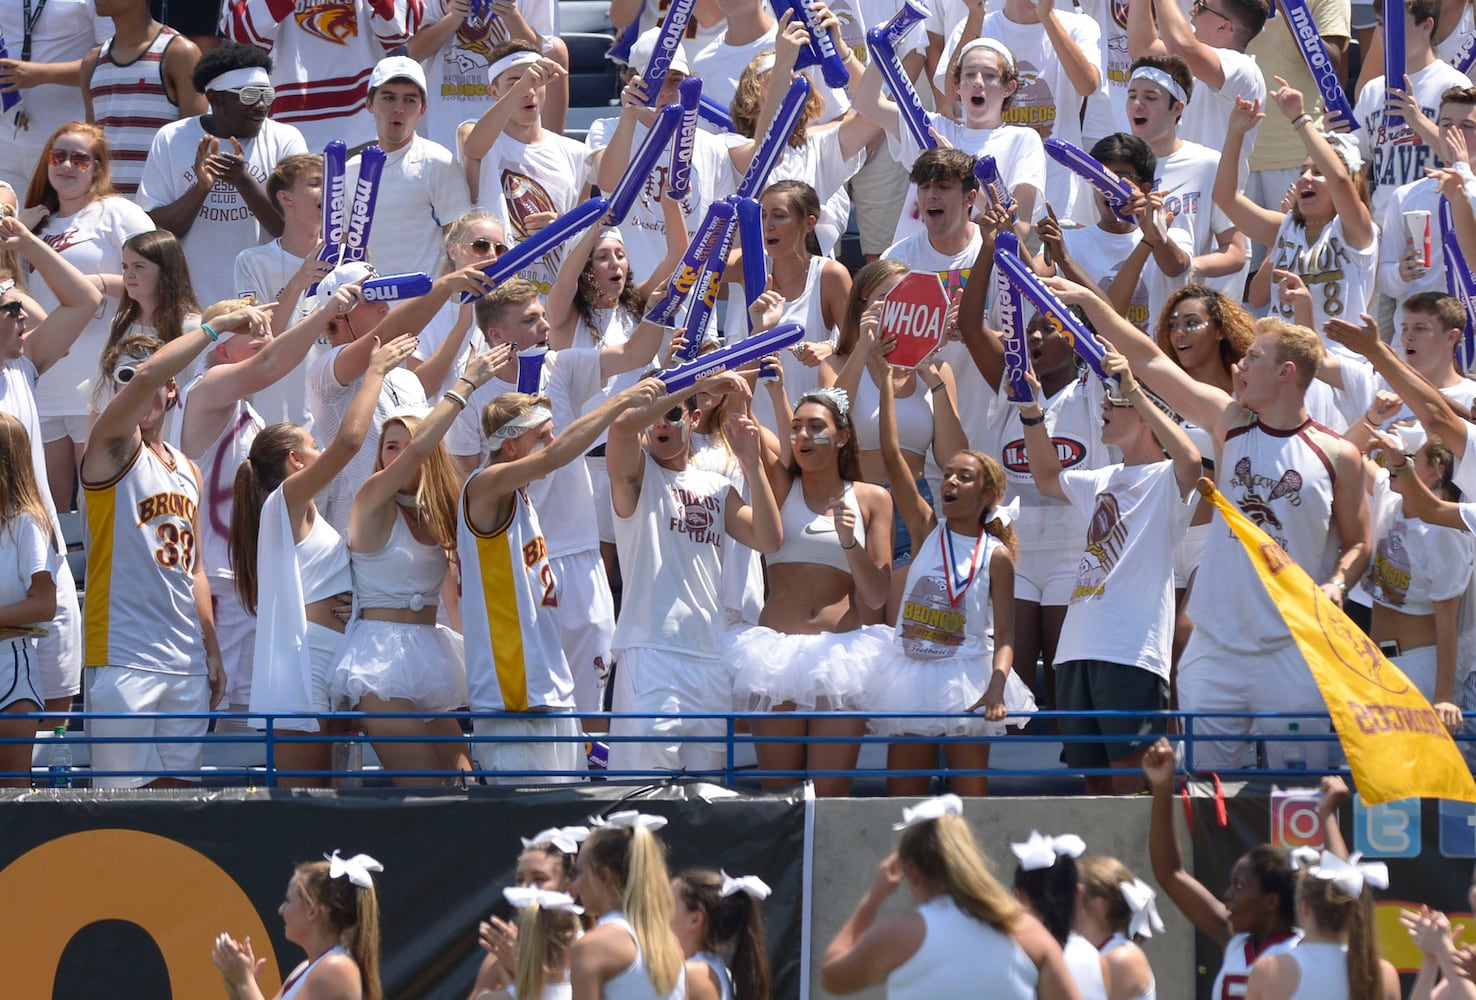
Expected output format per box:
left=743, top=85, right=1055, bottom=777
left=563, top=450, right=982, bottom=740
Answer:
left=369, top=55, right=428, bottom=96
left=627, top=27, right=691, bottom=78
left=316, top=261, right=376, bottom=310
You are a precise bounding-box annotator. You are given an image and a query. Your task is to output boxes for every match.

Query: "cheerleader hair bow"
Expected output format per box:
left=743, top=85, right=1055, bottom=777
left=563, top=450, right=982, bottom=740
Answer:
left=720, top=871, right=773, bottom=900
left=1119, top=879, right=1165, bottom=939
left=325, top=850, right=384, bottom=888
left=590, top=810, right=669, bottom=831
left=1306, top=850, right=1389, bottom=897
left=521, top=826, right=591, bottom=854
left=503, top=887, right=584, bottom=914
left=986, top=496, right=1021, bottom=529
left=1289, top=845, right=1322, bottom=871
left=893, top=793, right=963, bottom=831
left=1010, top=831, right=1086, bottom=871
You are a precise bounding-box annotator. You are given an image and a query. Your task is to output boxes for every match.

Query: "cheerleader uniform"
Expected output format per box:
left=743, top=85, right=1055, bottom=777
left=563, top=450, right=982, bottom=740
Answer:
left=1212, top=931, right=1300, bottom=1000
left=865, top=522, right=1035, bottom=735
left=691, top=951, right=733, bottom=1000
left=1100, top=934, right=1155, bottom=1000
left=852, top=374, right=936, bottom=565
left=1287, top=941, right=1347, bottom=1000
left=331, top=509, right=466, bottom=711
left=250, top=489, right=353, bottom=729
left=729, top=483, right=879, bottom=710
left=886, top=895, right=1038, bottom=1000
left=281, top=945, right=349, bottom=1000
left=1064, top=931, right=1109, bottom=1000
left=597, top=912, right=686, bottom=1000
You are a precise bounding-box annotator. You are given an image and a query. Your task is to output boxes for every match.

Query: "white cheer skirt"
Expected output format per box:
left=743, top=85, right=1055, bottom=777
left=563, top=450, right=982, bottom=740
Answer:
left=863, top=629, right=1037, bottom=736
left=727, top=623, right=890, bottom=711
left=330, top=619, right=468, bottom=712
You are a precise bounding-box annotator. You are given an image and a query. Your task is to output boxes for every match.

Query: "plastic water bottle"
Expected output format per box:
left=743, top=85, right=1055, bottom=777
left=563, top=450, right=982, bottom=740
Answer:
left=1283, top=722, right=1307, bottom=771
left=44, top=726, right=71, bottom=787
left=332, top=737, right=363, bottom=789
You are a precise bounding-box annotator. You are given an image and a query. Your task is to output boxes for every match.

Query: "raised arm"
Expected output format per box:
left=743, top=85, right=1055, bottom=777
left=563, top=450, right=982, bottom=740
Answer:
left=464, top=58, right=565, bottom=161
left=1271, top=77, right=1374, bottom=249
left=1154, top=0, right=1226, bottom=85
left=958, top=191, right=1014, bottom=391
left=1126, top=0, right=1170, bottom=59
left=875, top=348, right=936, bottom=552
left=0, top=217, right=104, bottom=375
left=1141, top=737, right=1235, bottom=945
left=845, top=40, right=903, bottom=140
left=546, top=222, right=608, bottom=345
left=594, top=81, right=646, bottom=194
left=721, top=408, right=784, bottom=554
left=1213, top=99, right=1284, bottom=246
left=1037, top=0, right=1101, bottom=96
left=920, top=357, right=968, bottom=466
left=1109, top=352, right=1202, bottom=493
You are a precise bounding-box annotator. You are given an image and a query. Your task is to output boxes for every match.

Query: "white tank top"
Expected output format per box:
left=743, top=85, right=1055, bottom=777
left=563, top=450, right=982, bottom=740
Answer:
left=853, top=373, right=934, bottom=454
left=1100, top=933, right=1156, bottom=1000
left=350, top=508, right=447, bottom=611
left=457, top=485, right=574, bottom=712
left=692, top=951, right=733, bottom=1000
left=192, top=392, right=264, bottom=580
left=1188, top=415, right=1341, bottom=653
left=1065, top=932, right=1109, bottom=1000
left=297, top=507, right=352, bottom=603
left=1288, top=941, right=1348, bottom=1000
left=281, top=945, right=349, bottom=1000
left=1212, top=931, right=1300, bottom=1000
left=597, top=913, right=686, bottom=1000
left=768, top=481, right=862, bottom=572
left=776, top=255, right=836, bottom=343
left=895, top=524, right=999, bottom=660
left=690, top=432, right=764, bottom=624
left=886, top=895, right=1037, bottom=1000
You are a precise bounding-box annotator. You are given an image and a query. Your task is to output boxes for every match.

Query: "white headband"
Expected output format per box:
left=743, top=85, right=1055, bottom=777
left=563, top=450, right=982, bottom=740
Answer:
left=597, top=227, right=624, bottom=244
left=957, top=38, right=1016, bottom=75
left=206, top=66, right=271, bottom=92
left=488, top=51, right=542, bottom=86
left=893, top=793, right=963, bottom=831
left=487, top=404, right=553, bottom=452
left=325, top=850, right=383, bottom=889
left=1128, top=66, right=1188, bottom=106
left=1010, top=830, right=1086, bottom=871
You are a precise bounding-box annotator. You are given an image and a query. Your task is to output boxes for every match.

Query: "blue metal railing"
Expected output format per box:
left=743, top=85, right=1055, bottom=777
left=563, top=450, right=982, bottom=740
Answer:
left=5, top=708, right=1471, bottom=788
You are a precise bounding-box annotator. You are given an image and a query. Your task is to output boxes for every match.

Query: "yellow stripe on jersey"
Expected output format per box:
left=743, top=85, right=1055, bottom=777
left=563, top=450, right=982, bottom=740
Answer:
left=472, top=503, right=531, bottom=712
left=82, top=483, right=116, bottom=666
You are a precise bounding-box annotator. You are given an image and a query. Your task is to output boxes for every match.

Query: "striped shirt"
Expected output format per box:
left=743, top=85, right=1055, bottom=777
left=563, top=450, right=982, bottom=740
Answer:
left=90, top=28, right=180, bottom=197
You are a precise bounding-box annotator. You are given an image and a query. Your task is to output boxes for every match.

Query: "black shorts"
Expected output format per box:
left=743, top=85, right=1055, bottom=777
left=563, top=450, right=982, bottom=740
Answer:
left=1056, top=659, right=1169, bottom=768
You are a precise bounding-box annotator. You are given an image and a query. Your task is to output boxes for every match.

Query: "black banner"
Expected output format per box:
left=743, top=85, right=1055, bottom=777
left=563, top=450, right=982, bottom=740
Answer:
left=0, top=783, right=806, bottom=1000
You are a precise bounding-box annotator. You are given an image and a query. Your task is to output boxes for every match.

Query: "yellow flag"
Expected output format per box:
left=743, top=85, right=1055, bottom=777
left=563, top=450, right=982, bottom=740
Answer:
left=1198, top=479, right=1476, bottom=804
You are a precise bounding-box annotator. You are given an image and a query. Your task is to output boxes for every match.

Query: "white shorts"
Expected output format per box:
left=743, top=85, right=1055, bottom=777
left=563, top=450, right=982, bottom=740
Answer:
left=586, top=454, right=615, bottom=545
left=1176, top=632, right=1332, bottom=771
left=607, top=647, right=728, bottom=774
left=39, top=413, right=89, bottom=445
left=212, top=582, right=258, bottom=710
left=1013, top=507, right=1085, bottom=605
left=0, top=636, right=42, bottom=711
left=37, top=560, right=81, bottom=701
left=551, top=549, right=614, bottom=714
left=85, top=666, right=209, bottom=788
left=1391, top=644, right=1438, bottom=702
left=471, top=712, right=583, bottom=785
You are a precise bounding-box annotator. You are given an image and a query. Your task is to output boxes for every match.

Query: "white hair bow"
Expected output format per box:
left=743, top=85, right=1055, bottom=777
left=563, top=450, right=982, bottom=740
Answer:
left=590, top=810, right=669, bottom=831
left=521, top=826, right=591, bottom=854
left=986, top=496, right=1021, bottom=529
left=893, top=793, right=963, bottom=831
left=1306, top=850, right=1389, bottom=897
left=720, top=871, right=773, bottom=900
left=325, top=850, right=383, bottom=888
left=502, top=887, right=584, bottom=914
left=1289, top=845, right=1322, bottom=871
left=1119, top=879, right=1165, bottom=939
left=1010, top=831, right=1086, bottom=871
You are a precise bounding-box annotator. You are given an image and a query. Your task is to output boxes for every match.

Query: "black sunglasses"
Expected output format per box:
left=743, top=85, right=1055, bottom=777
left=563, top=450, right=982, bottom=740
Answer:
left=0, top=301, right=23, bottom=319
left=661, top=406, right=685, bottom=424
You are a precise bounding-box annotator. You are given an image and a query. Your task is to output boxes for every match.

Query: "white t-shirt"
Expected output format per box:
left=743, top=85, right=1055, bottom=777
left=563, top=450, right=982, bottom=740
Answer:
left=1176, top=47, right=1266, bottom=183
left=0, top=513, right=60, bottom=610
left=585, top=116, right=736, bottom=278
left=476, top=129, right=590, bottom=292
left=305, top=347, right=427, bottom=534
left=136, top=116, right=309, bottom=306
left=882, top=228, right=984, bottom=298
left=31, top=196, right=155, bottom=419
left=692, top=27, right=851, bottom=124
left=232, top=239, right=325, bottom=433
left=888, top=114, right=1046, bottom=243
left=0, top=0, right=108, bottom=184
left=1266, top=213, right=1379, bottom=339
left=1077, top=0, right=1132, bottom=142
left=1060, top=222, right=1194, bottom=332
left=1154, top=140, right=1239, bottom=298
left=343, top=135, right=472, bottom=279
left=1055, top=460, right=1194, bottom=679
left=1355, top=59, right=1473, bottom=219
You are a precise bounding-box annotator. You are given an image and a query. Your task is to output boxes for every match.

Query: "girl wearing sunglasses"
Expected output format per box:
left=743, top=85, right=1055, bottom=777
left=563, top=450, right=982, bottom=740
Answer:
left=21, top=121, right=155, bottom=517
left=406, top=210, right=509, bottom=397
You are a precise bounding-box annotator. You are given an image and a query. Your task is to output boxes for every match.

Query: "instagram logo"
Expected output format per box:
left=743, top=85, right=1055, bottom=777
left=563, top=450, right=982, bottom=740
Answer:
left=1271, top=789, right=1324, bottom=848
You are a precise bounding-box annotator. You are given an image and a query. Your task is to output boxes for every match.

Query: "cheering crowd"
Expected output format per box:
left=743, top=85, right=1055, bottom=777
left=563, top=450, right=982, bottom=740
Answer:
left=0, top=0, right=1474, bottom=791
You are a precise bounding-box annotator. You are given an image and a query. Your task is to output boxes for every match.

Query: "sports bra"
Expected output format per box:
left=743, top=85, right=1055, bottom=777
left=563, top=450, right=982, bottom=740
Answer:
left=350, top=506, right=447, bottom=611
left=298, top=507, right=352, bottom=603
left=853, top=372, right=934, bottom=453
left=768, top=481, right=863, bottom=572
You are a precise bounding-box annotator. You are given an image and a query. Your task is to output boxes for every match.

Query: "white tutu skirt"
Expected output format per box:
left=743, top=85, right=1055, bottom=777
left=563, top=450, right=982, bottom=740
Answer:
left=727, top=624, right=890, bottom=711
left=329, top=619, right=468, bottom=712
left=862, top=629, right=1037, bottom=736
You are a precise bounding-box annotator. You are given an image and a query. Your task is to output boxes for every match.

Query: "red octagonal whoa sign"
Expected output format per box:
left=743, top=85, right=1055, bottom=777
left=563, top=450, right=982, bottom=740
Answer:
left=879, top=271, right=949, bottom=369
